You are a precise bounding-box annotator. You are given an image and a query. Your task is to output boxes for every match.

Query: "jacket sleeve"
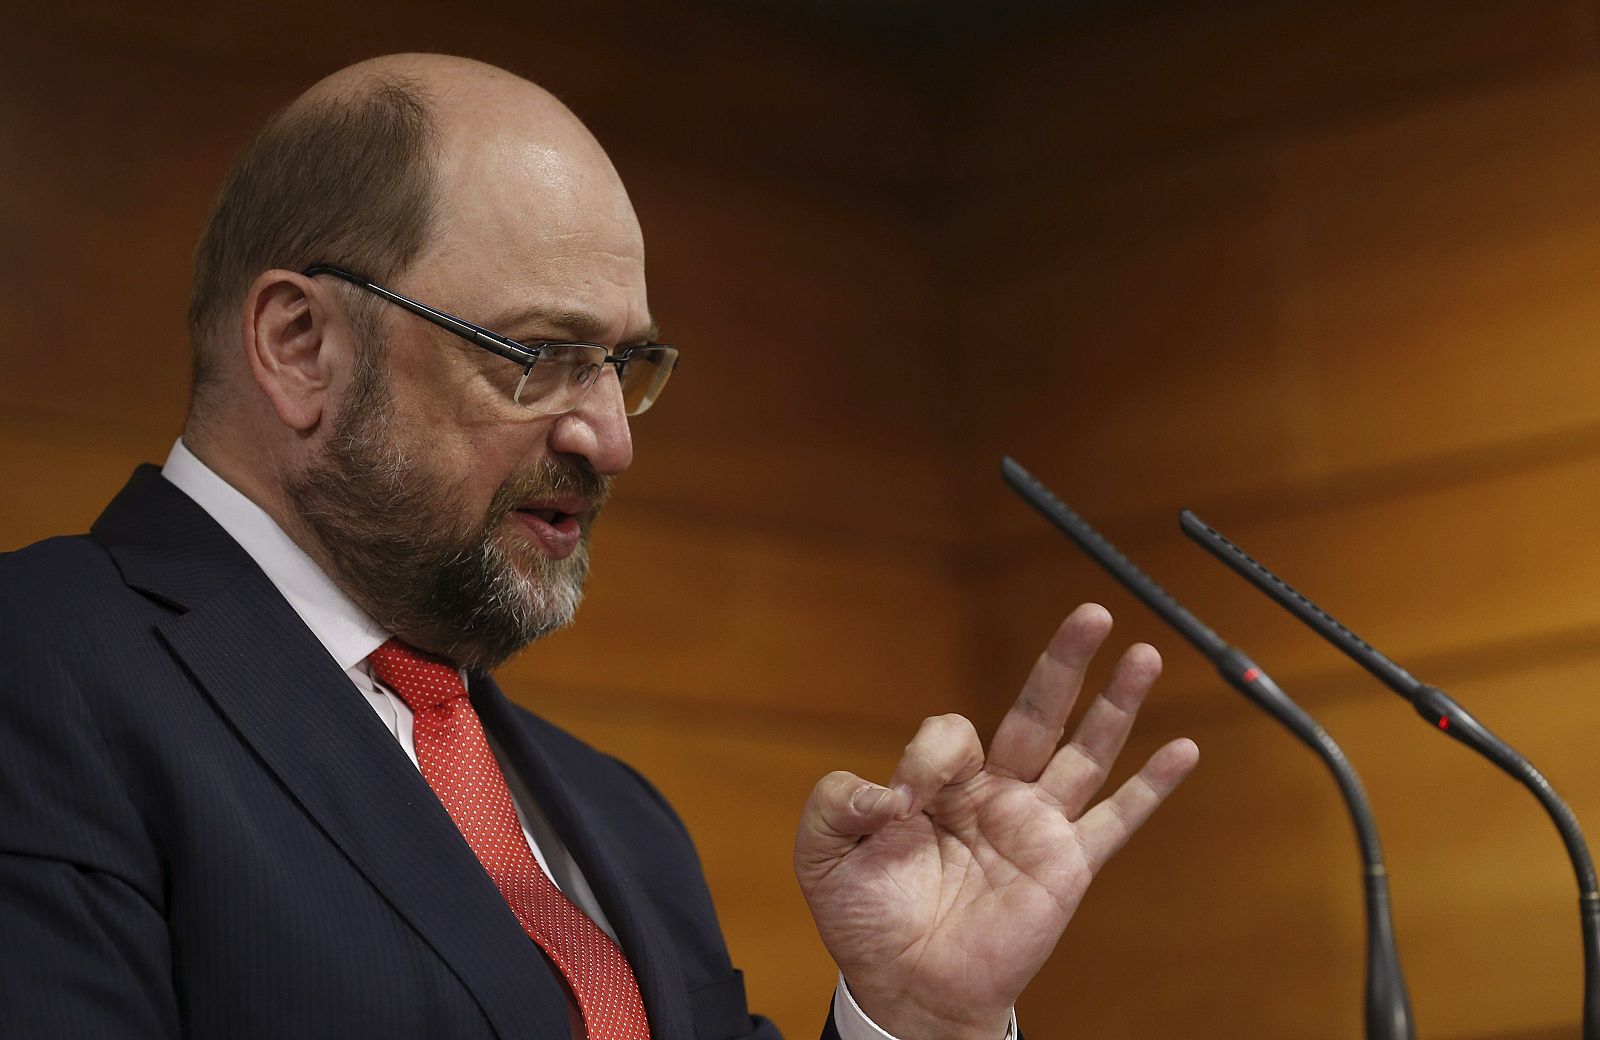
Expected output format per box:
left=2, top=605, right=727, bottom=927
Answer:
left=0, top=622, right=178, bottom=1037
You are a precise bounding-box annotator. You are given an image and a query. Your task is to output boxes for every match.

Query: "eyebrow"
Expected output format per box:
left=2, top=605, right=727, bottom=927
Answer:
left=491, top=303, right=660, bottom=345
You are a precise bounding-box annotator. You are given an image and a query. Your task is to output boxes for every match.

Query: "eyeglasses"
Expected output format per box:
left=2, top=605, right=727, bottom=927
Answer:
left=303, top=264, right=678, bottom=416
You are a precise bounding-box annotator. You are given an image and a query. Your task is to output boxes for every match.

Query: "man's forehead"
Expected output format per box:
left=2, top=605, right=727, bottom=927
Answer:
left=489, top=300, right=659, bottom=345
left=433, top=95, right=624, bottom=211
left=390, top=64, right=652, bottom=344
left=415, top=196, right=650, bottom=345
left=429, top=132, right=644, bottom=274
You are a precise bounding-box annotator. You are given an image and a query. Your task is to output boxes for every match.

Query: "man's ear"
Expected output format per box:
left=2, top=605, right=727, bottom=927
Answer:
left=242, top=269, right=348, bottom=432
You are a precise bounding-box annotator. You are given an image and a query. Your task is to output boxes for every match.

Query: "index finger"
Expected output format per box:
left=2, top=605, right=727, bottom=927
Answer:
left=985, top=603, right=1113, bottom=782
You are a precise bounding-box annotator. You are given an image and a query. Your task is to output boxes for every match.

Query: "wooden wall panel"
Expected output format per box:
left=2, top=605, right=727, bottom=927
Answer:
left=1276, top=68, right=1600, bottom=477
left=606, top=161, right=953, bottom=552
left=952, top=66, right=1600, bottom=533
left=950, top=0, right=1597, bottom=184
left=1010, top=651, right=1600, bottom=1037
left=9, top=1, right=1600, bottom=1037
left=504, top=499, right=967, bottom=724
left=953, top=3, right=1600, bottom=1036
left=975, top=449, right=1600, bottom=715
left=0, top=415, right=175, bottom=547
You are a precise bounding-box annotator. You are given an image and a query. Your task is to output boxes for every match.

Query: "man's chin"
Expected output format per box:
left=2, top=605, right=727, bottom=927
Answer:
left=490, top=527, right=588, bottom=613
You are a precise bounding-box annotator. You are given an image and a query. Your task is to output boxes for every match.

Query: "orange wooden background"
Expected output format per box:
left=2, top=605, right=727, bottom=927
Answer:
left=5, top=2, right=1600, bottom=1037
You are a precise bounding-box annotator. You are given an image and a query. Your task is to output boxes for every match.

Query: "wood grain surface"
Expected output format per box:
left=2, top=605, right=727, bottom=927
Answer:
left=4, top=1, right=1597, bottom=1035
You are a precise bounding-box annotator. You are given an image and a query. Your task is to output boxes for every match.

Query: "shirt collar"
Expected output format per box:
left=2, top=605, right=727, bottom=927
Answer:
left=161, top=438, right=390, bottom=672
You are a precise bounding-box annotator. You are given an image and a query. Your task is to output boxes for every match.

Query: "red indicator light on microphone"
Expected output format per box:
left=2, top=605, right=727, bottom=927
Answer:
left=1242, top=667, right=1260, bottom=682
left=1438, top=717, right=1450, bottom=730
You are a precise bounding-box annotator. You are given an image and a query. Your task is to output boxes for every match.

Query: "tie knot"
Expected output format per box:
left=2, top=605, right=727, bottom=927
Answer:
left=368, top=639, right=468, bottom=712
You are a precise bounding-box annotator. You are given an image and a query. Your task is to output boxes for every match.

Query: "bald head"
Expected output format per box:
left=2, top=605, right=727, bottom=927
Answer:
left=299, top=54, right=621, bottom=200
left=185, top=54, right=635, bottom=429
left=302, top=54, right=606, bottom=158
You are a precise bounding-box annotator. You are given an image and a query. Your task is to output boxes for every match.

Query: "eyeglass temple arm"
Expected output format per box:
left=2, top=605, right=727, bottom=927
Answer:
left=303, top=265, right=538, bottom=367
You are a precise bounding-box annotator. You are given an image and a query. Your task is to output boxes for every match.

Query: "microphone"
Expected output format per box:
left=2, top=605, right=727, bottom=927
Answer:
left=1000, top=457, right=1414, bottom=1039
left=1180, top=507, right=1600, bottom=1039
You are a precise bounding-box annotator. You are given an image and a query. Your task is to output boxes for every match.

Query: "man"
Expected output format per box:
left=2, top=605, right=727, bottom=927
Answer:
left=0, top=54, right=1198, bottom=1039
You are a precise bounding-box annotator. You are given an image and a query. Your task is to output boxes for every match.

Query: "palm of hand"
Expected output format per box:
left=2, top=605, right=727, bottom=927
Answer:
left=809, top=774, right=1093, bottom=1019
left=793, top=605, right=1199, bottom=1039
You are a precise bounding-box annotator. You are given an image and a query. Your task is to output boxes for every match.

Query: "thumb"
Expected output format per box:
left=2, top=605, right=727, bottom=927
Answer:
left=793, top=770, right=902, bottom=889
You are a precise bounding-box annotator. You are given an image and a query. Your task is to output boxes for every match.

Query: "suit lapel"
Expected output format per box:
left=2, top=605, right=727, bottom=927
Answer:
left=95, top=467, right=571, bottom=1040
left=473, top=678, right=696, bottom=1040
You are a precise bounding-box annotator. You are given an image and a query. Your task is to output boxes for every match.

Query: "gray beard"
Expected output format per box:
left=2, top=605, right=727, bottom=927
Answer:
left=285, top=367, right=607, bottom=671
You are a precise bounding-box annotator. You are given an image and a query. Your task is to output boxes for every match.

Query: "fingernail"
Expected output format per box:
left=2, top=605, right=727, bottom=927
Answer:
left=852, top=785, right=891, bottom=815
left=891, top=783, right=915, bottom=819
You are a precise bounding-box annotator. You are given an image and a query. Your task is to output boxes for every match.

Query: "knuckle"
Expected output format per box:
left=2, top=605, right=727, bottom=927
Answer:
left=1133, top=771, right=1163, bottom=802
left=1104, top=796, right=1132, bottom=835
left=1067, top=740, right=1108, bottom=776
left=906, top=714, right=951, bottom=749
left=1045, top=637, right=1091, bottom=672
left=813, top=770, right=859, bottom=803
left=821, top=769, right=857, bottom=787
left=1011, top=693, right=1055, bottom=728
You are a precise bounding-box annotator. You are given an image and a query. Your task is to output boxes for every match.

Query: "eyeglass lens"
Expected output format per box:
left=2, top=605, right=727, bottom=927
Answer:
left=513, top=344, right=677, bottom=416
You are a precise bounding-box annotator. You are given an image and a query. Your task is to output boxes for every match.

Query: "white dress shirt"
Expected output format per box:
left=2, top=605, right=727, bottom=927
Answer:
left=161, top=439, right=1013, bottom=1040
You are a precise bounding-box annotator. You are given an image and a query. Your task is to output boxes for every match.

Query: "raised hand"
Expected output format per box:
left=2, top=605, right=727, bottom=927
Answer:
left=793, top=603, right=1199, bottom=1040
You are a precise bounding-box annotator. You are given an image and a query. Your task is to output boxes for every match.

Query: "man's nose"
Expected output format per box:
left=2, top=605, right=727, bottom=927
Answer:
left=548, top=366, right=633, bottom=475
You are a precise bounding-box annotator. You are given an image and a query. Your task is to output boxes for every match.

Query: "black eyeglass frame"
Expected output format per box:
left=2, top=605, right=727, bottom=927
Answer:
left=302, top=264, right=677, bottom=414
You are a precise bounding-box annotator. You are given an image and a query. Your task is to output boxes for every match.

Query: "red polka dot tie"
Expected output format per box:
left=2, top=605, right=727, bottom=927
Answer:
left=368, top=639, right=651, bottom=1040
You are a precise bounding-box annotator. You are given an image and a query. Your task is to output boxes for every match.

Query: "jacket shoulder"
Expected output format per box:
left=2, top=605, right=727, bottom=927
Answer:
left=0, top=533, right=178, bottom=690
left=0, top=534, right=127, bottom=617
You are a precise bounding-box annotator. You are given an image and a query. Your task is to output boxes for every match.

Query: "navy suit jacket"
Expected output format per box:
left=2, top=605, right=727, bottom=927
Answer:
left=0, top=466, right=833, bottom=1039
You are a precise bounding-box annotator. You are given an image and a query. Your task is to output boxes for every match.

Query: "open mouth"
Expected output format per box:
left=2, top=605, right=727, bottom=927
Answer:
left=519, top=507, right=574, bottom=526
left=509, top=504, right=588, bottom=559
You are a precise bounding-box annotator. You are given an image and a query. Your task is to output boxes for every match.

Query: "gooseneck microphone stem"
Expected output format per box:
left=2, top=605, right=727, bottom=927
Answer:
left=1000, top=458, right=1414, bottom=1039
left=1180, top=508, right=1600, bottom=1039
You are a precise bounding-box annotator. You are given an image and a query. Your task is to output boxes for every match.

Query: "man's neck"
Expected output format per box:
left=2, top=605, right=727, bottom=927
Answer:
left=162, top=435, right=394, bottom=673
left=180, top=432, right=346, bottom=602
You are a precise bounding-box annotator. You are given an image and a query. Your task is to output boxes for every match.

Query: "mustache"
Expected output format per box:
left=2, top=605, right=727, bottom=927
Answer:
left=485, top=457, right=612, bottom=525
